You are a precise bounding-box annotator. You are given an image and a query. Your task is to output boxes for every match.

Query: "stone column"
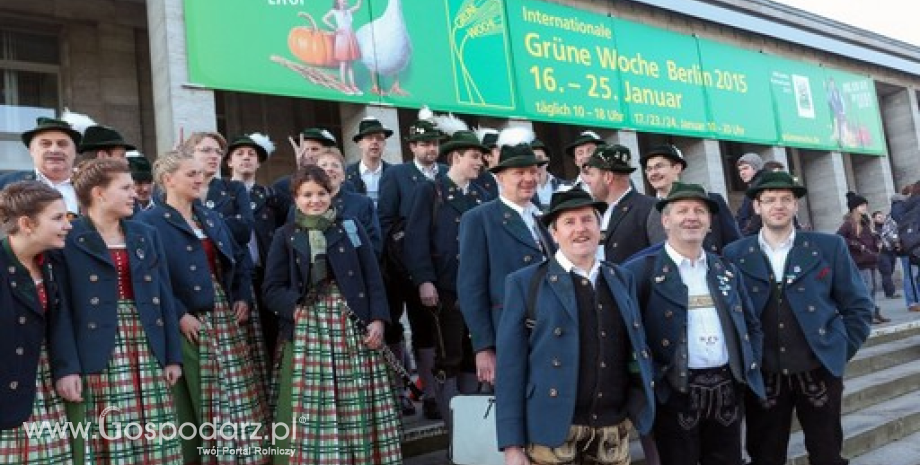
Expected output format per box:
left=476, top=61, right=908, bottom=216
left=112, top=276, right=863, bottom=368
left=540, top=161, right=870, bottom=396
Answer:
left=762, top=146, right=790, bottom=172
left=339, top=103, right=402, bottom=165
left=679, top=138, right=726, bottom=197
left=851, top=153, right=895, bottom=216
left=881, top=88, right=920, bottom=191
left=801, top=151, right=849, bottom=232
left=146, top=0, right=217, bottom=156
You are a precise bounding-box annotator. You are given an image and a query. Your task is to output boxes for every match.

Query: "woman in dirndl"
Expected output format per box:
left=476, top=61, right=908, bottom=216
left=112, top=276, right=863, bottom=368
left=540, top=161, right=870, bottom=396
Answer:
left=51, top=158, right=183, bottom=464
left=137, top=150, right=268, bottom=465
left=0, top=181, right=73, bottom=464
left=262, top=165, right=400, bottom=464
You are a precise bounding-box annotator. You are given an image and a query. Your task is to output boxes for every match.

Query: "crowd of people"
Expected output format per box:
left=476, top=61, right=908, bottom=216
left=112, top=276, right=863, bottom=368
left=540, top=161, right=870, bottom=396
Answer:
left=0, top=107, right=893, bottom=465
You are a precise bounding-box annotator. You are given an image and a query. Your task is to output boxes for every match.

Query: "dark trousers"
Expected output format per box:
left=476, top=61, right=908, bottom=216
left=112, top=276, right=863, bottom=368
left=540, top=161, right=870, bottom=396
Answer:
left=253, top=266, right=279, bottom=358
left=654, top=366, right=743, bottom=465
left=432, top=291, right=475, bottom=378
left=877, top=250, right=897, bottom=297
left=745, top=367, right=846, bottom=465
left=382, top=269, right=437, bottom=349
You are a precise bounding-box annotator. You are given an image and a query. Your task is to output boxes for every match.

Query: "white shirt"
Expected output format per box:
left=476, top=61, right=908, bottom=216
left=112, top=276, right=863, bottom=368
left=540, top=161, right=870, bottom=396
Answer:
left=758, top=229, right=796, bottom=283
left=555, top=250, right=600, bottom=287
left=499, top=196, right=541, bottom=242
left=536, top=174, right=557, bottom=207
left=414, top=159, right=439, bottom=180
left=601, top=187, right=633, bottom=231
left=35, top=170, right=78, bottom=214
left=664, top=243, right=729, bottom=369
left=359, top=160, right=384, bottom=205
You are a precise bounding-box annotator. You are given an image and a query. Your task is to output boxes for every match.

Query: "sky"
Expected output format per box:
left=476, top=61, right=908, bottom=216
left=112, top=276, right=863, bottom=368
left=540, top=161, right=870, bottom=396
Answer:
left=774, top=0, right=920, bottom=47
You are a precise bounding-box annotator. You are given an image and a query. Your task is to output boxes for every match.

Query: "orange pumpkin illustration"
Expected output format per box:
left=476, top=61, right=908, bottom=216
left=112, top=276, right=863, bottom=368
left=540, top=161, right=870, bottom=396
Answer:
left=288, top=12, right=336, bottom=67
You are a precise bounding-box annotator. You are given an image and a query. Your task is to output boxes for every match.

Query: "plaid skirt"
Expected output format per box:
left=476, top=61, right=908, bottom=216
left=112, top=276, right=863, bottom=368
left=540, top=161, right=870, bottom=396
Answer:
left=241, top=289, right=271, bottom=410
left=274, top=283, right=401, bottom=465
left=68, top=300, right=182, bottom=465
left=174, top=278, right=269, bottom=465
left=0, top=342, right=74, bottom=464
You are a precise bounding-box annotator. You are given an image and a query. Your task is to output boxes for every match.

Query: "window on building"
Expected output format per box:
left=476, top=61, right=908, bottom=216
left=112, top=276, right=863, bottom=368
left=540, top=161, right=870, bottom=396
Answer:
left=0, top=28, right=61, bottom=173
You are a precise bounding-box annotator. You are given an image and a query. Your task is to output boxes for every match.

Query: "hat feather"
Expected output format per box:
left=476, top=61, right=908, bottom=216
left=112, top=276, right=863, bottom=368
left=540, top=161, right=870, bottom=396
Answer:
left=61, top=108, right=97, bottom=135
left=248, top=132, right=275, bottom=155
left=418, top=105, right=434, bottom=122
left=126, top=150, right=143, bottom=158
left=474, top=126, right=498, bottom=143
left=496, top=126, right=535, bottom=148
left=432, top=113, right=468, bottom=136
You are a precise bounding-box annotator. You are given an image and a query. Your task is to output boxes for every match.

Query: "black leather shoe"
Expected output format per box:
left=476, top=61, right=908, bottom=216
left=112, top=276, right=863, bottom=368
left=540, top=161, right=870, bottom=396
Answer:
left=423, top=398, right=442, bottom=420
left=400, top=395, right=416, bottom=416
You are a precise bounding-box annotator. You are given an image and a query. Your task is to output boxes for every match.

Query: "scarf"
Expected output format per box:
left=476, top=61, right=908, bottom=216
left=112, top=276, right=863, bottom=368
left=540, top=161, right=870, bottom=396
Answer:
left=295, top=207, right=337, bottom=285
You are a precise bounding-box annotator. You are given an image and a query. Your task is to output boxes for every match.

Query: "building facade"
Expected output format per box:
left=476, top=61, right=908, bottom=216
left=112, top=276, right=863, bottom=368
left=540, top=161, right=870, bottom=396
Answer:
left=2, top=0, right=919, bottom=232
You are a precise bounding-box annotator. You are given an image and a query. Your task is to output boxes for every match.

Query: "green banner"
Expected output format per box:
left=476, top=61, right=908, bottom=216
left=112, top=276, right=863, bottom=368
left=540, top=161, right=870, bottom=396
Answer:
left=184, top=0, right=518, bottom=117
left=184, top=0, right=886, bottom=155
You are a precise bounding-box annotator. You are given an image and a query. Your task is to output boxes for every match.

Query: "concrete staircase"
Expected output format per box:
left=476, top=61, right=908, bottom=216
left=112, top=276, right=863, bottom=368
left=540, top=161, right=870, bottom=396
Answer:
left=404, top=310, right=920, bottom=465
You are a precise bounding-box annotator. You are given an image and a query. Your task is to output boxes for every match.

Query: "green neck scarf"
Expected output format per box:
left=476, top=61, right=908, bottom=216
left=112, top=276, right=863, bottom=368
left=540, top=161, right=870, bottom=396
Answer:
left=295, top=207, right=337, bottom=285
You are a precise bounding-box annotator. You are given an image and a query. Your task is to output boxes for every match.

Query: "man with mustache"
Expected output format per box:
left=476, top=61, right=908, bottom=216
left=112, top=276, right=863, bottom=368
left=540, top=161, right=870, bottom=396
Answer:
left=0, top=117, right=83, bottom=216
left=581, top=144, right=656, bottom=263
left=641, top=144, right=740, bottom=254
left=625, top=182, right=765, bottom=465
left=496, top=186, right=655, bottom=465
left=723, top=172, right=872, bottom=465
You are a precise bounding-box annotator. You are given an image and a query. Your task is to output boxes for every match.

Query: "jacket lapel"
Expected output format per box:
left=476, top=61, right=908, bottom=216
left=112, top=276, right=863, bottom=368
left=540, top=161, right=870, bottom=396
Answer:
left=603, top=190, right=635, bottom=240
left=649, top=250, right=688, bottom=308
left=783, top=235, right=822, bottom=284
left=733, top=241, right=773, bottom=285
left=498, top=203, right=542, bottom=252
left=546, top=259, right=579, bottom=322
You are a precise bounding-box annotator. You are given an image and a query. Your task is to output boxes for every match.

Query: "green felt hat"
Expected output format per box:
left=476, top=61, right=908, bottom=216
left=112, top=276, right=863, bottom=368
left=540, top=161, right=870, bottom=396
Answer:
left=226, top=134, right=274, bottom=162
left=489, top=143, right=548, bottom=173
left=541, top=186, right=608, bottom=227
left=352, top=118, right=393, bottom=143
left=640, top=144, right=687, bottom=170
left=583, top=144, right=636, bottom=174
left=405, top=120, right=445, bottom=142
left=656, top=181, right=719, bottom=212
left=127, top=155, right=153, bottom=183
left=745, top=171, right=807, bottom=199
left=439, top=130, right=489, bottom=156
left=21, top=117, right=82, bottom=147
left=300, top=128, right=338, bottom=147
left=79, top=125, right=136, bottom=153
left=564, top=130, right=605, bottom=157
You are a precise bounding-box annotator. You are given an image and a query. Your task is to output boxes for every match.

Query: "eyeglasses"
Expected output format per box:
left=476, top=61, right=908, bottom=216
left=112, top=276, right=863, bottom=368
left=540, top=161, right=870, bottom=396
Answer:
left=197, top=147, right=224, bottom=156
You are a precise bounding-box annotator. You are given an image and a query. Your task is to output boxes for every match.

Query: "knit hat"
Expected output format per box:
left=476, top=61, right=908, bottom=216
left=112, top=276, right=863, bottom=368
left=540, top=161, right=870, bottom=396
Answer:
left=846, top=191, right=869, bottom=211
left=736, top=152, right=764, bottom=172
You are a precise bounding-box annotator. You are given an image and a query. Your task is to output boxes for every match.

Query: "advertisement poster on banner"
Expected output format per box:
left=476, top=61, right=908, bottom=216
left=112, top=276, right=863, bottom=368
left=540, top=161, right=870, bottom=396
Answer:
left=183, top=0, right=886, bottom=155
left=184, top=0, right=517, bottom=117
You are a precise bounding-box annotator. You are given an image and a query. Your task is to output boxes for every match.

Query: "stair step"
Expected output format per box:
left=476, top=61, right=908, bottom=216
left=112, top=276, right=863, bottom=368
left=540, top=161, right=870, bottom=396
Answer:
left=787, top=390, right=920, bottom=464
left=849, top=429, right=920, bottom=465
left=847, top=333, right=920, bottom=379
